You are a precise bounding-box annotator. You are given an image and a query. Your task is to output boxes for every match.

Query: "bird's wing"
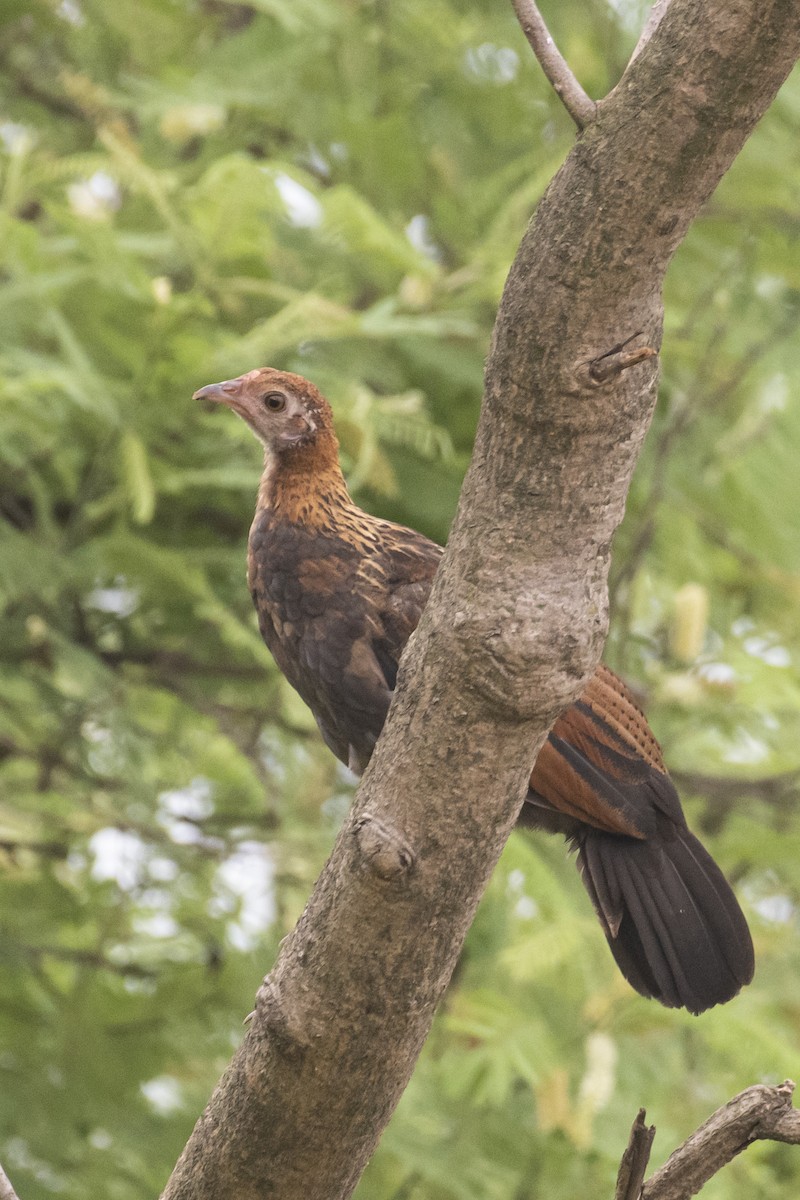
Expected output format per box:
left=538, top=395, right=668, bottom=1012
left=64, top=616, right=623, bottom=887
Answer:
left=266, top=519, right=441, bottom=770
left=529, top=665, right=682, bottom=839
left=365, top=524, right=443, bottom=689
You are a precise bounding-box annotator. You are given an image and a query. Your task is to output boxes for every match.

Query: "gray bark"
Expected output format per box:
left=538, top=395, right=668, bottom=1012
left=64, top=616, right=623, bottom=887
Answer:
left=612, top=1083, right=800, bottom=1200
left=162, top=3, right=800, bottom=1198
left=644, top=1081, right=800, bottom=1199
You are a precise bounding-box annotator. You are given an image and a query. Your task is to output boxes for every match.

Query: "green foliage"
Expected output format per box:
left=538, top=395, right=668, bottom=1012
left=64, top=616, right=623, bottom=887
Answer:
left=0, top=1, right=799, bottom=1197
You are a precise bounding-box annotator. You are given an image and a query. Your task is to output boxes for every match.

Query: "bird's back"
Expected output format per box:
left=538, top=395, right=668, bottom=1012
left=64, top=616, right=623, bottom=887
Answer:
left=248, top=503, right=442, bottom=771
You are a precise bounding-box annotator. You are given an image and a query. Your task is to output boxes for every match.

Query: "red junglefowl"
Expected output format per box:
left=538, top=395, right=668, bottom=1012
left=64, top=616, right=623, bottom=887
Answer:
left=194, top=367, right=754, bottom=1014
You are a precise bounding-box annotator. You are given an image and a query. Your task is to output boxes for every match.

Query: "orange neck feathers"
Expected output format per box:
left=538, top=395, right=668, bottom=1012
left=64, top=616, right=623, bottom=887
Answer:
left=257, top=428, right=351, bottom=526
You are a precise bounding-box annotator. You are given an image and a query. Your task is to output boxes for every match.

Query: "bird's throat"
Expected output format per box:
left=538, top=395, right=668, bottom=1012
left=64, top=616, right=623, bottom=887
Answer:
left=257, top=437, right=352, bottom=528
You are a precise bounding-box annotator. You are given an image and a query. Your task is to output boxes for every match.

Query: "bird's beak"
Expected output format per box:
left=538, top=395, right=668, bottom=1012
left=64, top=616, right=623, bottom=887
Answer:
left=192, top=378, right=241, bottom=405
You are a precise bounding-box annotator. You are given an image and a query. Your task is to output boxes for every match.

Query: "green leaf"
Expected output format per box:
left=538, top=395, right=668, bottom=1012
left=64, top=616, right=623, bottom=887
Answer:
left=120, top=430, right=156, bottom=525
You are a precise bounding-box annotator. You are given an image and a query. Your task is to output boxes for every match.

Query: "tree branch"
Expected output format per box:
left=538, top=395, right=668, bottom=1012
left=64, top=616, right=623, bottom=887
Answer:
left=510, top=0, right=596, bottom=128
left=629, top=0, right=674, bottom=66
left=644, top=1082, right=800, bottom=1199
left=162, top=4, right=800, bottom=1198
left=615, top=1109, right=656, bottom=1200
left=0, top=1163, right=21, bottom=1200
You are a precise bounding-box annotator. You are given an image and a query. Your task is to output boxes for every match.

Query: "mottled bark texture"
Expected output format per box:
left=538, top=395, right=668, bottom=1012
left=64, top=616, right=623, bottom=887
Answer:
left=162, top=4, right=800, bottom=1198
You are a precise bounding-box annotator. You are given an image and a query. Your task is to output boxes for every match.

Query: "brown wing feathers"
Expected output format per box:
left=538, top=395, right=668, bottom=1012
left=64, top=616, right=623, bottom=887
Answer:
left=197, top=367, right=754, bottom=1013
left=526, top=666, right=677, bottom=838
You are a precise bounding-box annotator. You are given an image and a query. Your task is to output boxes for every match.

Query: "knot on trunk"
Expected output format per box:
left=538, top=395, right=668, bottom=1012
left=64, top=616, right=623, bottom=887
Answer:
left=448, top=568, right=607, bottom=724
left=352, top=814, right=415, bottom=883
left=250, top=976, right=312, bottom=1065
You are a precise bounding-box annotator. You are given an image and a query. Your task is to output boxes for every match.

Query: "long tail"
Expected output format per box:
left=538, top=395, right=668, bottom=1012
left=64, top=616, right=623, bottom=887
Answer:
left=576, top=828, right=754, bottom=1014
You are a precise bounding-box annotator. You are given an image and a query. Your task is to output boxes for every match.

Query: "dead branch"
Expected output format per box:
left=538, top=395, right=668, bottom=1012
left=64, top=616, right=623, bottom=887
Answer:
left=644, top=1082, right=800, bottom=1200
left=616, top=1109, right=657, bottom=1200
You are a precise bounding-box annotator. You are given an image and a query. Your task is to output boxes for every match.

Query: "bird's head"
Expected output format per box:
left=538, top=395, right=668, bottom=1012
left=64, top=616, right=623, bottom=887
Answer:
left=193, top=368, right=337, bottom=457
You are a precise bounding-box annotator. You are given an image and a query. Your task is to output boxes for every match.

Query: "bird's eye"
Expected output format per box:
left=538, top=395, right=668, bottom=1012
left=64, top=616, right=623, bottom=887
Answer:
left=263, top=392, right=286, bottom=412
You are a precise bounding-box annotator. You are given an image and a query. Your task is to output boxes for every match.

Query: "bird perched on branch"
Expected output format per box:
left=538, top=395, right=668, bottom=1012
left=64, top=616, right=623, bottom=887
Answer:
left=194, top=367, right=754, bottom=1014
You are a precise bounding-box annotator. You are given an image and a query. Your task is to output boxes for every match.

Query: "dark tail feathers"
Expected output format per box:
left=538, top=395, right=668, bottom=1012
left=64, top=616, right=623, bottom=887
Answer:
left=577, top=828, right=754, bottom=1014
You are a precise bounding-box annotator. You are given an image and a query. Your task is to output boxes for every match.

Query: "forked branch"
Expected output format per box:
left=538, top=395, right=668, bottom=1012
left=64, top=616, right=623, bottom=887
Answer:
left=613, top=1082, right=800, bottom=1200
left=512, top=0, right=675, bottom=127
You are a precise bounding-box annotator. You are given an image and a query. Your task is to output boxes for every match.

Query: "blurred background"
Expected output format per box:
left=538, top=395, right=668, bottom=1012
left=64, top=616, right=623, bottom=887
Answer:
left=1, top=1, right=799, bottom=1197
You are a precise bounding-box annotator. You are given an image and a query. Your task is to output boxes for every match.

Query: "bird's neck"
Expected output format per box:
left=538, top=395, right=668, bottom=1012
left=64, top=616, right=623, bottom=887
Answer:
left=256, top=434, right=354, bottom=527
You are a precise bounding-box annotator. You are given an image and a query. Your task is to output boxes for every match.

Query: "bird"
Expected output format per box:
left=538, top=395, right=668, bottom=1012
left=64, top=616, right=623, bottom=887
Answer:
left=194, top=367, right=755, bottom=1014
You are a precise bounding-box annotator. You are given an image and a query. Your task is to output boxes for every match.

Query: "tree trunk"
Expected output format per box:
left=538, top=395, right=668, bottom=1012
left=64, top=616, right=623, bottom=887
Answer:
left=161, top=3, right=800, bottom=1197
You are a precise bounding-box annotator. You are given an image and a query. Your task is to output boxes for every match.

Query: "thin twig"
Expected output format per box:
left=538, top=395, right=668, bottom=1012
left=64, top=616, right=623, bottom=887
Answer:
left=643, top=1082, right=800, bottom=1200
left=510, top=0, right=596, bottom=129
left=629, top=0, right=673, bottom=66
left=616, top=1109, right=656, bottom=1200
left=0, top=1162, right=21, bottom=1200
